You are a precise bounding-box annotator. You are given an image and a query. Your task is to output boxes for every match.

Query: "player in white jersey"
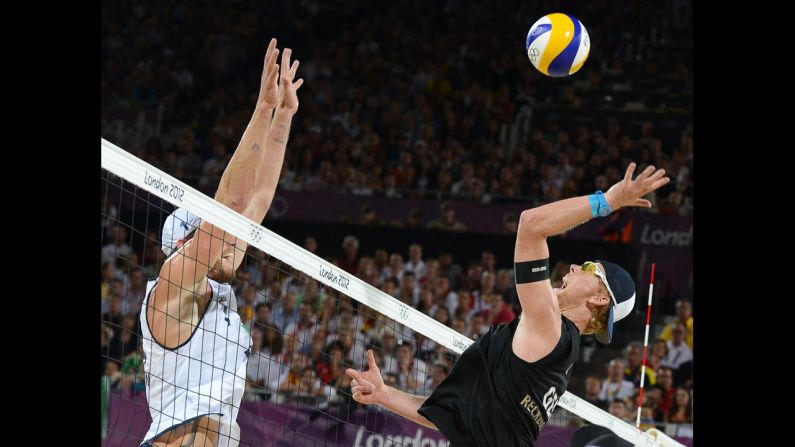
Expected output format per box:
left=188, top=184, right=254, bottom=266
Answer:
left=140, top=39, right=304, bottom=447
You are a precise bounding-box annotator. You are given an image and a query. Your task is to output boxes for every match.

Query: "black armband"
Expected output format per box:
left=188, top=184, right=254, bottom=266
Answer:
left=514, top=258, right=550, bottom=284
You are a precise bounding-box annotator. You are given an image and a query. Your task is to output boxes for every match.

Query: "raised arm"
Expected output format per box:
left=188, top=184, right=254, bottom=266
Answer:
left=513, top=163, right=669, bottom=361
left=202, top=43, right=304, bottom=279
left=214, top=38, right=281, bottom=211
left=346, top=350, right=438, bottom=430
left=218, top=46, right=305, bottom=276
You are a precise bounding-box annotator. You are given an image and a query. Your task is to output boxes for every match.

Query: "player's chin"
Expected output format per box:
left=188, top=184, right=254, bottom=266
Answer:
left=208, top=266, right=235, bottom=283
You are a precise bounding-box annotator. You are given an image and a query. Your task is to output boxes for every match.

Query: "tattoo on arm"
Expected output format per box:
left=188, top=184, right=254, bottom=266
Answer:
left=251, top=143, right=261, bottom=151
left=273, top=137, right=286, bottom=143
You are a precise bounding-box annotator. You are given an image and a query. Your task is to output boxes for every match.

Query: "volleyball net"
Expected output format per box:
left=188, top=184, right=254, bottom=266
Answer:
left=100, top=138, right=685, bottom=447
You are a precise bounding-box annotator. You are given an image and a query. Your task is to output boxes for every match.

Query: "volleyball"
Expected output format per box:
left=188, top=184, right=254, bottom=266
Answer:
left=526, top=13, right=590, bottom=77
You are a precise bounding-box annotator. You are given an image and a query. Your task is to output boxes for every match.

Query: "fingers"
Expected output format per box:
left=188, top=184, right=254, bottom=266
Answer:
left=636, top=199, right=652, bottom=208
left=266, top=54, right=280, bottom=81
left=635, top=165, right=656, bottom=182
left=351, top=381, right=374, bottom=394
left=293, top=78, right=304, bottom=91
left=650, top=176, right=671, bottom=191
left=281, top=48, right=292, bottom=81
left=264, top=38, right=277, bottom=63
left=367, top=350, right=378, bottom=370
left=648, top=168, right=667, bottom=182
left=345, top=368, right=362, bottom=380
left=624, top=162, right=637, bottom=182
left=288, top=59, right=300, bottom=79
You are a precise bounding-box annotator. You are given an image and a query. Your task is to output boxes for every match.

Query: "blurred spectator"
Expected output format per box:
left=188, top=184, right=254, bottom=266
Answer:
left=107, top=315, right=138, bottom=363
left=656, top=367, right=677, bottom=416
left=502, top=213, right=518, bottom=234
left=608, top=400, right=631, bottom=423
left=404, top=243, right=427, bottom=279
left=391, top=341, right=427, bottom=394
left=425, top=363, right=450, bottom=395
left=297, top=280, right=325, bottom=311
left=381, top=253, right=405, bottom=284
left=470, top=314, right=488, bottom=339
left=583, top=375, right=607, bottom=411
left=101, top=225, right=132, bottom=265
left=358, top=205, right=382, bottom=226
left=304, top=237, right=319, bottom=254
left=427, top=202, right=467, bottom=231
left=399, top=271, right=420, bottom=305
left=481, top=294, right=516, bottom=325
left=103, top=360, right=122, bottom=392
left=644, top=386, right=666, bottom=422
left=405, top=209, right=424, bottom=229
left=624, top=342, right=655, bottom=388
left=451, top=317, right=468, bottom=336
left=661, top=300, right=693, bottom=349
left=238, top=287, right=257, bottom=327
left=101, top=262, right=115, bottom=305
left=285, top=301, right=318, bottom=346
left=664, top=388, right=693, bottom=424
left=253, top=303, right=273, bottom=329
left=438, top=252, right=463, bottom=288
left=340, top=235, right=361, bottom=274
left=661, top=323, right=693, bottom=371
left=272, top=288, right=299, bottom=331
left=103, top=294, right=125, bottom=328
left=494, top=268, right=518, bottom=306
left=432, top=276, right=457, bottom=314
left=246, top=329, right=280, bottom=400
left=261, top=324, right=283, bottom=358
left=316, top=341, right=346, bottom=385
left=599, top=359, right=635, bottom=404
left=120, top=342, right=146, bottom=397
left=649, top=338, right=669, bottom=373
left=123, top=268, right=147, bottom=316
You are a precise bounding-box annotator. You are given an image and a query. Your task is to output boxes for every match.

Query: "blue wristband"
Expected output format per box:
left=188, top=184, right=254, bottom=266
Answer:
left=588, top=194, right=600, bottom=218
left=594, top=191, right=612, bottom=217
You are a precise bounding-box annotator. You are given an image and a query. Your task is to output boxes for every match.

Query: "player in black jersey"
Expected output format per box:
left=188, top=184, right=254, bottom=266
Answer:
left=346, top=162, right=669, bottom=446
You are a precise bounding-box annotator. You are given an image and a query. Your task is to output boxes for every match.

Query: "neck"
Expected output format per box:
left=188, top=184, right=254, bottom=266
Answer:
left=560, top=302, right=591, bottom=333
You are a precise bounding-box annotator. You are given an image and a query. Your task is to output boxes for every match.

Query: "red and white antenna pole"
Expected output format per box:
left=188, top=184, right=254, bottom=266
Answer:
left=636, top=263, right=655, bottom=429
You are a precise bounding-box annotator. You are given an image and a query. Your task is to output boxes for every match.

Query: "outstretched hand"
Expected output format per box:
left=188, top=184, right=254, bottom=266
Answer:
left=277, top=48, right=304, bottom=113
left=346, top=350, right=385, bottom=405
left=606, top=162, right=670, bottom=209
left=257, top=38, right=280, bottom=110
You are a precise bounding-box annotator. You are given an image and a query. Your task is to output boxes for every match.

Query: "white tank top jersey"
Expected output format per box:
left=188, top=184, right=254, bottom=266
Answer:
left=139, top=277, right=252, bottom=447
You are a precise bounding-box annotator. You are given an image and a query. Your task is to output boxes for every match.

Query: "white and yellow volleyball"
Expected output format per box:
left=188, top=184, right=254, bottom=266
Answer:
left=526, top=13, right=590, bottom=77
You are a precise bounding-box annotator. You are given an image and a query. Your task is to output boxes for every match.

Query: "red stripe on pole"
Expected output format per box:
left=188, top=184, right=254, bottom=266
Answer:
left=637, top=263, right=656, bottom=427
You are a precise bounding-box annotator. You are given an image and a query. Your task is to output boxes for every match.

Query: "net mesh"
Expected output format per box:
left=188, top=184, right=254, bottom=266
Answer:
left=101, top=140, right=683, bottom=447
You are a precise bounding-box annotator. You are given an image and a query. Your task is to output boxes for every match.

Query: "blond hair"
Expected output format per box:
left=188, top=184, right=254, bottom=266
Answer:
left=582, top=282, right=612, bottom=335
left=582, top=302, right=610, bottom=335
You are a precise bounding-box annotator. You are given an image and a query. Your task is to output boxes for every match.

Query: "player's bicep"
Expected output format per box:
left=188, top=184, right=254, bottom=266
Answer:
left=513, top=221, right=558, bottom=328
left=513, top=215, right=561, bottom=359
left=166, top=221, right=230, bottom=288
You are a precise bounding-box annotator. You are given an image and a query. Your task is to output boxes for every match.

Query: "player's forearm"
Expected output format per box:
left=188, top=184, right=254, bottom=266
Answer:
left=241, top=108, right=295, bottom=222
left=214, top=106, right=274, bottom=210
left=519, top=193, right=619, bottom=240
left=379, top=385, right=438, bottom=430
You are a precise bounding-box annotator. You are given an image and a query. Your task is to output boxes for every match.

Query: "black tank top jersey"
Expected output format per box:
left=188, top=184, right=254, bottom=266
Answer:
left=418, top=316, right=580, bottom=446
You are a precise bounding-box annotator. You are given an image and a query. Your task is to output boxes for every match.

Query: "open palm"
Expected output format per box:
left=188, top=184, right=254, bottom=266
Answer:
left=607, top=162, right=670, bottom=209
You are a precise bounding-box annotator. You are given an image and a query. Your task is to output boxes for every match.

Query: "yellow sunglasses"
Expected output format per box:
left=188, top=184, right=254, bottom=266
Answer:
left=582, top=261, right=618, bottom=308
